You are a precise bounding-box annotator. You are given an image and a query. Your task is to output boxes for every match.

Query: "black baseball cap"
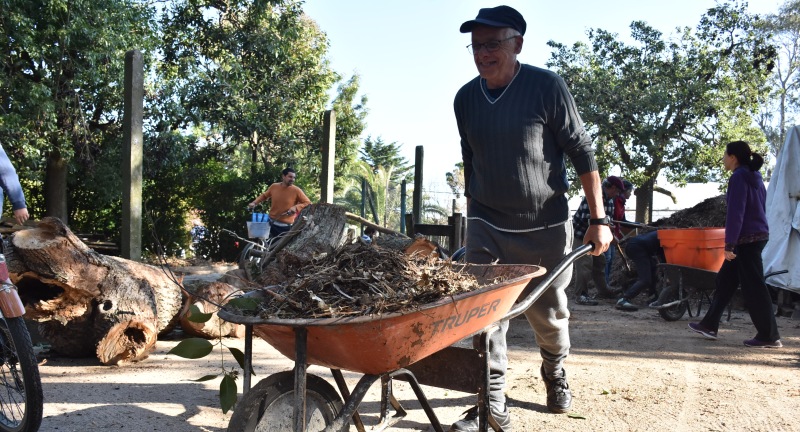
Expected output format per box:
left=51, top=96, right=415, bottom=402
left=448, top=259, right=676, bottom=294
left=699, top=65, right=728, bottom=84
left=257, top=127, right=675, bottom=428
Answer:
left=460, top=5, right=526, bottom=36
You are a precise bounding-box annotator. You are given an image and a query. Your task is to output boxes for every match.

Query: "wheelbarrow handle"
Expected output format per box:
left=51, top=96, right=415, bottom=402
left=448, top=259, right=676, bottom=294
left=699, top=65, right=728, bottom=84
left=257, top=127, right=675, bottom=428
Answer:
left=612, top=219, right=649, bottom=229
left=503, top=243, right=594, bottom=321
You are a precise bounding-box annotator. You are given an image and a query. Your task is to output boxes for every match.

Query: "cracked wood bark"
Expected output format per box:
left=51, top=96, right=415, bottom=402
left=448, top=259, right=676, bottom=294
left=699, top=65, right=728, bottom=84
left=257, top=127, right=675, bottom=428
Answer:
left=252, top=203, right=443, bottom=286
left=6, top=217, right=182, bottom=365
left=179, top=281, right=244, bottom=339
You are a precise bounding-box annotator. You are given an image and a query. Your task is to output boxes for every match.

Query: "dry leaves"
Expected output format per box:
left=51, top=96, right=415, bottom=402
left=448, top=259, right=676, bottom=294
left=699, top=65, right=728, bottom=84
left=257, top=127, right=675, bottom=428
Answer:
left=253, top=242, right=484, bottom=319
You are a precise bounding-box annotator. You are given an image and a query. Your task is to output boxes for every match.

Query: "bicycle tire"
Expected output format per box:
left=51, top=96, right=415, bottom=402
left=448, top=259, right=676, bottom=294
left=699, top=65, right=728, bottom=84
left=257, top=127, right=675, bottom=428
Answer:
left=238, top=239, right=267, bottom=270
left=0, top=317, right=43, bottom=432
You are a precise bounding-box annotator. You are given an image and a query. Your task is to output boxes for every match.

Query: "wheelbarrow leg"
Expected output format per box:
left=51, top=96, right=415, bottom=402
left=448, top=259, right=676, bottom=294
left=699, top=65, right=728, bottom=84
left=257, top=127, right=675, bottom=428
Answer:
left=293, top=327, right=308, bottom=432
left=243, top=324, right=253, bottom=393
left=474, top=325, right=503, bottom=432
left=324, top=374, right=381, bottom=432
left=367, top=375, right=408, bottom=431
left=388, top=369, right=444, bottom=432
left=330, top=369, right=368, bottom=432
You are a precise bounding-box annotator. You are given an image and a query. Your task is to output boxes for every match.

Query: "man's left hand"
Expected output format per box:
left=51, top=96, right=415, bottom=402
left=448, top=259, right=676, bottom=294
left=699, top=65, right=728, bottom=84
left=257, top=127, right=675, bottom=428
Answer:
left=583, top=224, right=613, bottom=256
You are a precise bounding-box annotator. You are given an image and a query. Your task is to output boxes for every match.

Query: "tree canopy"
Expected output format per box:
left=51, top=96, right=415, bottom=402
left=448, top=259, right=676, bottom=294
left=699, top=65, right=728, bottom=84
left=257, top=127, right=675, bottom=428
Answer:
left=547, top=1, right=774, bottom=222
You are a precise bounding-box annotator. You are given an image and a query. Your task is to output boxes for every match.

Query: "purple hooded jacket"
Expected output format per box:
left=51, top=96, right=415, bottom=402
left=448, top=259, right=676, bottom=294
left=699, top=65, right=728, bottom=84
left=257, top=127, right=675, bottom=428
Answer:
left=725, top=166, right=769, bottom=251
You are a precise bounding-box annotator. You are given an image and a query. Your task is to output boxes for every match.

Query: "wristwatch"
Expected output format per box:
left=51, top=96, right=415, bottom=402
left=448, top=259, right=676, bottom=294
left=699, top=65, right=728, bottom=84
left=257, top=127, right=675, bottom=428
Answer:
left=589, top=216, right=611, bottom=226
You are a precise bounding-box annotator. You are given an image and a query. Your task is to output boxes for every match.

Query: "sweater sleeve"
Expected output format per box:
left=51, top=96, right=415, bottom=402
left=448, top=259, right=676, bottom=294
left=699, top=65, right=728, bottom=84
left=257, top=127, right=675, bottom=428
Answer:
left=293, top=188, right=311, bottom=213
left=725, top=172, right=747, bottom=250
left=0, top=146, right=27, bottom=211
left=454, top=89, right=473, bottom=199
left=548, top=76, right=597, bottom=176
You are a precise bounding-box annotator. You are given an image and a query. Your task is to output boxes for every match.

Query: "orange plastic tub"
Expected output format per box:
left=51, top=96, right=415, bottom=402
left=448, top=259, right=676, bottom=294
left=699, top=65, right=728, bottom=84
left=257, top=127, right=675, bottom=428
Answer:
left=657, top=228, right=725, bottom=271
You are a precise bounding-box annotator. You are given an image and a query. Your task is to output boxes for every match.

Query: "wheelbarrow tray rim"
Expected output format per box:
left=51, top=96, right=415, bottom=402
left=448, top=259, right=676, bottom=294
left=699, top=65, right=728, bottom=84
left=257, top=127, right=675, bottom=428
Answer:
left=217, top=263, right=545, bottom=374
left=217, top=263, right=545, bottom=327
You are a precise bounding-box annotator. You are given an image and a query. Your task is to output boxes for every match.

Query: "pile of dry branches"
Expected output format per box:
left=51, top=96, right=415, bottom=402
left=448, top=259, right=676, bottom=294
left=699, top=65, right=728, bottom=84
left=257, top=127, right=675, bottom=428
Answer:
left=250, top=242, right=485, bottom=319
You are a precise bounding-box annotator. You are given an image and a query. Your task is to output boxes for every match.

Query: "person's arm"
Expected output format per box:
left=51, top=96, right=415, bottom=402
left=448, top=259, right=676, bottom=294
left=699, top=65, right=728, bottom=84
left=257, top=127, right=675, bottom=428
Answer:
left=577, top=171, right=612, bottom=255
left=248, top=186, right=273, bottom=208
left=0, top=146, right=28, bottom=225
left=724, top=172, right=746, bottom=255
left=286, top=188, right=311, bottom=215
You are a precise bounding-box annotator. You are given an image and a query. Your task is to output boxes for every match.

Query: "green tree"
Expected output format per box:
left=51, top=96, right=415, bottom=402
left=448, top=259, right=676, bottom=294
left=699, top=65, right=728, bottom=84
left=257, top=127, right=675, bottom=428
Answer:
left=758, top=0, right=800, bottom=157
left=547, top=1, right=774, bottom=222
left=0, top=0, right=158, bottom=222
left=359, top=136, right=413, bottom=184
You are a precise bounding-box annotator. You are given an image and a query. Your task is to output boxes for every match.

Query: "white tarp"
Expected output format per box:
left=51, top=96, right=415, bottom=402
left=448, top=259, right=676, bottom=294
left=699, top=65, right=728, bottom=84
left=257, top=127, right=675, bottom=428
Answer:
left=763, top=125, right=800, bottom=293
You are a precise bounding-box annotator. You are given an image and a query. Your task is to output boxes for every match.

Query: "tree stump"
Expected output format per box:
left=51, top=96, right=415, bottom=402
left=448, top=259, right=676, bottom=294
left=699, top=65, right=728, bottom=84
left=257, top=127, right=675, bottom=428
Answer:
left=179, top=282, right=244, bottom=339
left=252, top=203, right=444, bottom=286
left=7, top=217, right=183, bottom=365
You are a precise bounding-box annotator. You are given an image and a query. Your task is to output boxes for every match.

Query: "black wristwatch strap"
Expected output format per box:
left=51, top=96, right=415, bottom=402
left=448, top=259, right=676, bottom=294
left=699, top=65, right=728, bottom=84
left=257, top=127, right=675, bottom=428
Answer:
left=589, top=216, right=610, bottom=225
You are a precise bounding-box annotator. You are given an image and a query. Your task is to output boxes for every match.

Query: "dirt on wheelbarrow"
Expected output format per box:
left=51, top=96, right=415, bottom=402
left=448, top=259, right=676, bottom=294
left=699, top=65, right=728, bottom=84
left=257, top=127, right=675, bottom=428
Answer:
left=34, top=284, right=799, bottom=432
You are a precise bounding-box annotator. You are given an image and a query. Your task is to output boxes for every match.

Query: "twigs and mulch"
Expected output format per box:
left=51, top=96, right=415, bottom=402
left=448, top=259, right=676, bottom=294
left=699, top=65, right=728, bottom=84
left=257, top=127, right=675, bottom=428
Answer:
left=240, top=242, right=488, bottom=320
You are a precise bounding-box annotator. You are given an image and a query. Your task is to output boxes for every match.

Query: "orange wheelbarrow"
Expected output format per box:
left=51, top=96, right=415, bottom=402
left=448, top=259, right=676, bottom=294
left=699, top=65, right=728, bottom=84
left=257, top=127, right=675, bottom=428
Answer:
left=217, top=244, right=593, bottom=432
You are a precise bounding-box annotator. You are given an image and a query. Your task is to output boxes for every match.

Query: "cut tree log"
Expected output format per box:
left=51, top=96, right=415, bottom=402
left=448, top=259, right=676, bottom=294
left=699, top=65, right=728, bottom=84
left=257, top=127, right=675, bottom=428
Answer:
left=6, top=217, right=183, bottom=365
left=179, top=282, right=244, bottom=339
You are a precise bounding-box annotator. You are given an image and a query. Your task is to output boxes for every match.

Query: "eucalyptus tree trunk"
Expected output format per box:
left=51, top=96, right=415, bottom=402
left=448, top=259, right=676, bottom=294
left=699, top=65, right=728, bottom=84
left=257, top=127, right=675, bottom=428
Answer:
left=44, top=150, right=68, bottom=222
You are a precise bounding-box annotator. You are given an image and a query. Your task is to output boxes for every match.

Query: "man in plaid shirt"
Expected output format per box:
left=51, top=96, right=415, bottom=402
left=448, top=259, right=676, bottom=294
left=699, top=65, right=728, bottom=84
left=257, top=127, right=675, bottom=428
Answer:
left=572, top=176, right=624, bottom=305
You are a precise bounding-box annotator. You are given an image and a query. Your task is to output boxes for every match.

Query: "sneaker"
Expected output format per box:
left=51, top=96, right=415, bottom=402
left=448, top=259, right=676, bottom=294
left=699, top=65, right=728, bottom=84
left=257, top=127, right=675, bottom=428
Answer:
left=688, top=322, right=718, bottom=340
left=540, top=365, right=572, bottom=413
left=575, top=295, right=598, bottom=306
left=743, top=338, right=782, bottom=348
left=615, top=298, right=638, bottom=311
left=449, top=405, right=513, bottom=432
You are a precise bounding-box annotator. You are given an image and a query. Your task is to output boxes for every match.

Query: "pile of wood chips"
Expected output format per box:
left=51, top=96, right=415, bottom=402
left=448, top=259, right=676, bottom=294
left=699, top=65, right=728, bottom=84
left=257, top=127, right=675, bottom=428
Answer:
left=252, top=242, right=486, bottom=319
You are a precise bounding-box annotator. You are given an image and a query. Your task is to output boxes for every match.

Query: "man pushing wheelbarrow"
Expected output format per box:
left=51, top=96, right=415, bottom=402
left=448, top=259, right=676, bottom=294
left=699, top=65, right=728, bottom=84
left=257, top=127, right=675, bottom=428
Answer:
left=453, top=5, right=613, bottom=430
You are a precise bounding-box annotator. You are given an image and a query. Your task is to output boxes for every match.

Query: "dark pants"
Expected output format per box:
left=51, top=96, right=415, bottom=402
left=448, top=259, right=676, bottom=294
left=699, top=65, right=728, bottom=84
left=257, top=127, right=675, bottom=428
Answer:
left=700, top=240, right=780, bottom=342
left=269, top=223, right=292, bottom=239
left=574, top=238, right=608, bottom=298
left=622, top=231, right=662, bottom=300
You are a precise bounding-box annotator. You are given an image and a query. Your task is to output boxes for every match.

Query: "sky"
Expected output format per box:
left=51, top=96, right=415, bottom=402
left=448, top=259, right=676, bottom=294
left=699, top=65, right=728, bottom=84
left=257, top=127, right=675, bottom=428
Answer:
left=301, top=0, right=783, bottom=211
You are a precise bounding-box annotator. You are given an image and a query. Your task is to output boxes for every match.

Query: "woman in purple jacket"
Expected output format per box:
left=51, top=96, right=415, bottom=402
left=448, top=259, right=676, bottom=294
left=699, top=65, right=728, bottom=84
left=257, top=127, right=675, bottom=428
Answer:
left=688, top=141, right=781, bottom=348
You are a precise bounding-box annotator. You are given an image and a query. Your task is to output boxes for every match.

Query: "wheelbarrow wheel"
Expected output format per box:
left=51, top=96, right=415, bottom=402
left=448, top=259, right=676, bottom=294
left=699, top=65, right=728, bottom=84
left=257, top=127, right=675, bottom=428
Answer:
left=227, top=371, right=345, bottom=432
left=658, top=299, right=687, bottom=321
left=654, top=270, right=687, bottom=322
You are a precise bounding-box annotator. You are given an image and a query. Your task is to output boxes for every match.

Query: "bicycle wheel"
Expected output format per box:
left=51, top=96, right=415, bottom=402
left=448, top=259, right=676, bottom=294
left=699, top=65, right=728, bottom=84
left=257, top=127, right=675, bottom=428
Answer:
left=0, top=317, right=43, bottom=432
left=238, top=239, right=267, bottom=270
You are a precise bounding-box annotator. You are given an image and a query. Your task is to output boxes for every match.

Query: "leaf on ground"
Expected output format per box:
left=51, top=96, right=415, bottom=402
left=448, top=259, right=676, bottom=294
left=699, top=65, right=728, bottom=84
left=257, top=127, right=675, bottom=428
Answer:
left=567, top=412, right=587, bottom=419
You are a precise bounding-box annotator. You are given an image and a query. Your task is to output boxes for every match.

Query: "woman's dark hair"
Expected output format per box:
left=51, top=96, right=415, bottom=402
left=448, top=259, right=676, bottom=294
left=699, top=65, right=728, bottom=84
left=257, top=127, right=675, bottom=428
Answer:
left=726, top=140, right=764, bottom=171
left=281, top=167, right=296, bottom=176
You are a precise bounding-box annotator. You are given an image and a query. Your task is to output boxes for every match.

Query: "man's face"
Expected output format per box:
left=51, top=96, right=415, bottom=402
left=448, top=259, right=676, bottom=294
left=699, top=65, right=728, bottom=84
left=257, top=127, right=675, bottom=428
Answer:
left=282, top=172, right=296, bottom=186
left=471, top=25, right=521, bottom=88
left=605, top=185, right=621, bottom=199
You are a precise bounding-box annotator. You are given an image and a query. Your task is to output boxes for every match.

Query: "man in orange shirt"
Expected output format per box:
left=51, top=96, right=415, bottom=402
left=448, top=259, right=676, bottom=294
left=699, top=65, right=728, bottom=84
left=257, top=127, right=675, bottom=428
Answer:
left=247, top=167, right=311, bottom=238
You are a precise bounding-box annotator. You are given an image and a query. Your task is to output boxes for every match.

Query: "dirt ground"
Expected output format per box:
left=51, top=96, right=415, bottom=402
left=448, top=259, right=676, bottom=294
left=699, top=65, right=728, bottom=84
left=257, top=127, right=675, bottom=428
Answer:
left=33, top=263, right=799, bottom=432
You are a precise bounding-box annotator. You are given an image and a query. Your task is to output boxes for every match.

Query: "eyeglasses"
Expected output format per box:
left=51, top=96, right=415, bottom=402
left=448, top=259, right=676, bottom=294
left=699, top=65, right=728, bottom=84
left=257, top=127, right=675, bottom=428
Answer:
left=466, top=36, right=517, bottom=55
